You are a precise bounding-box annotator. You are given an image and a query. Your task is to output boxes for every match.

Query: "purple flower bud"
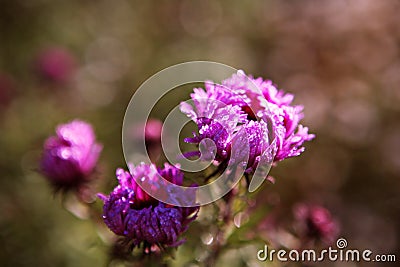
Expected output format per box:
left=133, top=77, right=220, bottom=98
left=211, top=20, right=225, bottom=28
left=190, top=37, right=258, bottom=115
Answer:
left=35, top=47, right=76, bottom=83
left=294, top=203, right=339, bottom=245
left=40, top=120, right=102, bottom=188
left=131, top=119, right=163, bottom=162
left=99, top=163, right=198, bottom=249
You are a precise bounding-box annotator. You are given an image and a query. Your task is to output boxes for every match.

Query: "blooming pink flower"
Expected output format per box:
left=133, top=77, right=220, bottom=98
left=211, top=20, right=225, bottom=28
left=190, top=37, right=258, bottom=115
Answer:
left=40, top=120, right=102, bottom=188
left=180, top=70, right=315, bottom=175
left=98, top=163, right=198, bottom=250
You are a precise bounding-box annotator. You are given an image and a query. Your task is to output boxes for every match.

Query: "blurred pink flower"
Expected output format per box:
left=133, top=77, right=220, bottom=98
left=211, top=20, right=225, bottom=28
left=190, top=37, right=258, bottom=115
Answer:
left=293, top=203, right=339, bottom=245
left=143, top=119, right=162, bottom=144
left=40, top=120, right=102, bottom=190
left=35, top=47, right=76, bottom=84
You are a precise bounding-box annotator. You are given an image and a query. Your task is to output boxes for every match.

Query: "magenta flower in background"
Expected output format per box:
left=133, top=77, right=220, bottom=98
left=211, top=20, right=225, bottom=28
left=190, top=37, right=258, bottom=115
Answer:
left=40, top=120, right=102, bottom=188
left=143, top=119, right=163, bottom=143
left=293, top=203, right=339, bottom=245
left=180, top=70, right=315, bottom=176
left=132, top=119, right=163, bottom=162
left=35, top=47, right=76, bottom=84
left=98, top=163, right=198, bottom=250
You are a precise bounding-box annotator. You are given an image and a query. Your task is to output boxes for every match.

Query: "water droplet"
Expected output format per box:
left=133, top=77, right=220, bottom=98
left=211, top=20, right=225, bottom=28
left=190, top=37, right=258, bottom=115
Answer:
left=201, top=233, right=214, bottom=245
left=234, top=212, right=249, bottom=228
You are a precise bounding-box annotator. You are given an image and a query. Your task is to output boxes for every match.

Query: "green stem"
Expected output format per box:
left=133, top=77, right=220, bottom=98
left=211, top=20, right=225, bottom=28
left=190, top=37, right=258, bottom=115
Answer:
left=203, top=187, right=237, bottom=266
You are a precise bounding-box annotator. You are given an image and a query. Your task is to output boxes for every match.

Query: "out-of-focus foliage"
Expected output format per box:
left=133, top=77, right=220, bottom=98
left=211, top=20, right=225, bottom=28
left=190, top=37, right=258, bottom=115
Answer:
left=1, top=0, right=399, bottom=266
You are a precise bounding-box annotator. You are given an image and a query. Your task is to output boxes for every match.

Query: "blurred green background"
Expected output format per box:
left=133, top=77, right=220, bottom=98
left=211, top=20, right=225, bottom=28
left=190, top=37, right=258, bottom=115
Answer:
left=1, top=0, right=399, bottom=266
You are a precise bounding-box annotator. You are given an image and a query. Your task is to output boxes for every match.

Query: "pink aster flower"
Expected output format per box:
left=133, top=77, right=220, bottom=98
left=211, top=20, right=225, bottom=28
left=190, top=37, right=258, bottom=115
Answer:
left=98, top=163, right=198, bottom=250
left=40, top=120, right=102, bottom=189
left=180, top=70, right=315, bottom=176
left=224, top=70, right=315, bottom=162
